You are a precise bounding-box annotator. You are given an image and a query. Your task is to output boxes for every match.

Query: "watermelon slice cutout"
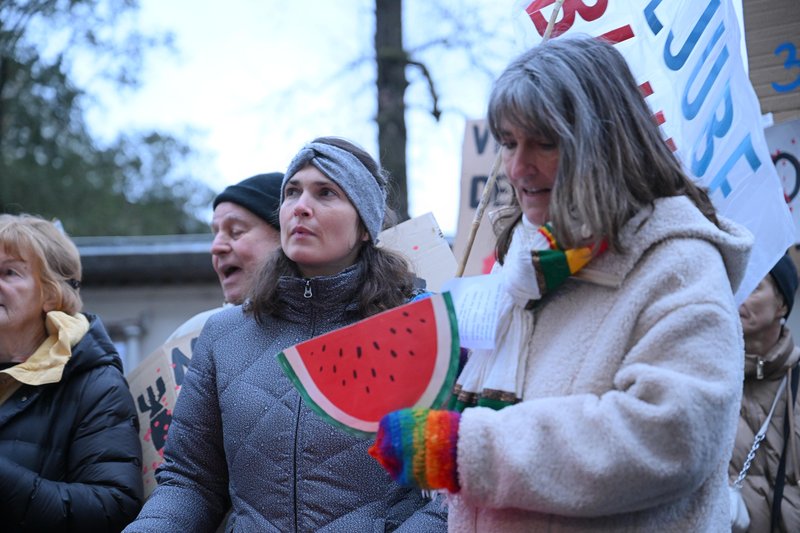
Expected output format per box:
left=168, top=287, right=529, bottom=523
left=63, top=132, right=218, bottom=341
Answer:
left=277, top=292, right=460, bottom=437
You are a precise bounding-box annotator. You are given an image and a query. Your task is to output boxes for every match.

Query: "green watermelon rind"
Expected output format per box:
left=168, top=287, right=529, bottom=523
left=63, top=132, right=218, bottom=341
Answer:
left=420, top=292, right=460, bottom=411
left=277, top=292, right=461, bottom=438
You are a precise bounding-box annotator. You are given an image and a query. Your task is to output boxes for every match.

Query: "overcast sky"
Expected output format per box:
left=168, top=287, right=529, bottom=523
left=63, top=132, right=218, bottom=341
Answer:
left=84, top=0, right=539, bottom=236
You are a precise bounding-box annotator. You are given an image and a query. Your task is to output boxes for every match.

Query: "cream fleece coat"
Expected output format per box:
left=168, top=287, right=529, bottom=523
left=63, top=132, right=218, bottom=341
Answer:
left=449, top=196, right=753, bottom=532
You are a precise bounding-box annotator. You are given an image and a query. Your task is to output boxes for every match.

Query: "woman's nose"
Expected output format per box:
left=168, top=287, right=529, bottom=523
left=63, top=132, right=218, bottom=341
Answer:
left=506, top=148, right=529, bottom=181
left=293, top=194, right=312, bottom=217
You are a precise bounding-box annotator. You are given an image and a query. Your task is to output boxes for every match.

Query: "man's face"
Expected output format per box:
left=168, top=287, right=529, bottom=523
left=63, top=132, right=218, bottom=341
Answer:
left=739, top=275, right=786, bottom=339
left=210, top=202, right=280, bottom=304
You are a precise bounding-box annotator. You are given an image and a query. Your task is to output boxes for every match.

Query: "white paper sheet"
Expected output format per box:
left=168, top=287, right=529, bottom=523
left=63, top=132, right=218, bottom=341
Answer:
left=441, top=274, right=503, bottom=350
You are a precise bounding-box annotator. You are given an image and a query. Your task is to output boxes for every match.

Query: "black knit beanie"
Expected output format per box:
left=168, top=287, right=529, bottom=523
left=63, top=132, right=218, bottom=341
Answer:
left=213, top=172, right=283, bottom=230
left=769, top=253, right=799, bottom=318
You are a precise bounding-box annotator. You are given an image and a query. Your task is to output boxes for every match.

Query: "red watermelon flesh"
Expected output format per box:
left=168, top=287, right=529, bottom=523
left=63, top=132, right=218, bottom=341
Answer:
left=277, top=292, right=459, bottom=437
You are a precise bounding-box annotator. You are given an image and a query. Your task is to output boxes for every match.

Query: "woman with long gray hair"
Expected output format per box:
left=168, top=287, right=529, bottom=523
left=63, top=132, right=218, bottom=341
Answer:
left=369, top=35, right=753, bottom=531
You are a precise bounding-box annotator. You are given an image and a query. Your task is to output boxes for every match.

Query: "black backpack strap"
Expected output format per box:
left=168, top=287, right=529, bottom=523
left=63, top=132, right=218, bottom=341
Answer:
left=771, top=362, right=800, bottom=533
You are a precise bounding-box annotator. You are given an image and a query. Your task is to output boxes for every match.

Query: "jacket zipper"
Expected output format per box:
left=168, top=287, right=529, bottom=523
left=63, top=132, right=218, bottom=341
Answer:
left=294, top=279, right=315, bottom=530
left=293, top=395, right=301, bottom=531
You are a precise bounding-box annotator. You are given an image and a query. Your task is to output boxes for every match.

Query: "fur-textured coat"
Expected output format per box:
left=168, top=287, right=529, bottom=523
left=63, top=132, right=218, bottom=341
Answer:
left=449, top=196, right=752, bottom=532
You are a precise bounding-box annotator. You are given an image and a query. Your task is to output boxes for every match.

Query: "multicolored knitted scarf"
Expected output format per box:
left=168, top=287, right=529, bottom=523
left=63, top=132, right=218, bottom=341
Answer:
left=450, top=221, right=605, bottom=412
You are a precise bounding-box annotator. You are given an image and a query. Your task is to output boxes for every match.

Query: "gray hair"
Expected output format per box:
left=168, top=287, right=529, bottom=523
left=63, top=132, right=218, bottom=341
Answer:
left=488, top=35, right=715, bottom=254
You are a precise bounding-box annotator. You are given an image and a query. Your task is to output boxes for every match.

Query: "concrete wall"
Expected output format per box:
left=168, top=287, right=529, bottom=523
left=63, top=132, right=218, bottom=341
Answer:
left=81, top=283, right=223, bottom=373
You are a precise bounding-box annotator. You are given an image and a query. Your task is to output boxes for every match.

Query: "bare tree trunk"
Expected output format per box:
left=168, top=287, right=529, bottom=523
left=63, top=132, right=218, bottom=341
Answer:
left=375, top=0, right=409, bottom=221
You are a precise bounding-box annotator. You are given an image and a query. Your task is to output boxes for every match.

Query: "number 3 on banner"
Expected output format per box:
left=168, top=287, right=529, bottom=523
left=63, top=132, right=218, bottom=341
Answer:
left=772, top=42, right=800, bottom=93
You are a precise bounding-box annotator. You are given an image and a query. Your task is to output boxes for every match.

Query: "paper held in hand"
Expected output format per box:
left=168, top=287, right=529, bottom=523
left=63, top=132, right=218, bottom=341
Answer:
left=441, top=274, right=503, bottom=350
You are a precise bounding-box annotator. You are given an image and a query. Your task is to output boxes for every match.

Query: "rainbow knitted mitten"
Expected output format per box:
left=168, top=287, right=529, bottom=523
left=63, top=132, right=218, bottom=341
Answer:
left=368, top=408, right=461, bottom=493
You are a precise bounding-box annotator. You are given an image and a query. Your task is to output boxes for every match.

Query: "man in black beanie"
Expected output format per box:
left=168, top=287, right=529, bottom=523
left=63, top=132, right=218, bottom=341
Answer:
left=210, top=172, right=283, bottom=304
left=165, top=173, right=283, bottom=341
left=729, top=251, right=800, bottom=532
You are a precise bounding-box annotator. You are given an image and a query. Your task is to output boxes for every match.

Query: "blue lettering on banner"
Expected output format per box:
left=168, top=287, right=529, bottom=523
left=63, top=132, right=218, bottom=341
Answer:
left=662, top=0, right=720, bottom=70
left=644, top=0, right=763, bottom=197
left=708, top=134, right=761, bottom=196
left=682, top=23, right=727, bottom=120
left=691, top=84, right=732, bottom=176
left=644, top=0, right=664, bottom=34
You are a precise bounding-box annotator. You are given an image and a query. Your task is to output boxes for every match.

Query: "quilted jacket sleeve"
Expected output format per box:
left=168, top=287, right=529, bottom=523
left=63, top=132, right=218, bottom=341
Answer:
left=0, top=365, right=144, bottom=532
left=392, top=493, right=448, bottom=531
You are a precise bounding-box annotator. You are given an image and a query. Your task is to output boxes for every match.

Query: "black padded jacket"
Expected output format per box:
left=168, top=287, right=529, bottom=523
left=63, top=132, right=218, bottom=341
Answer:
left=0, top=313, right=144, bottom=532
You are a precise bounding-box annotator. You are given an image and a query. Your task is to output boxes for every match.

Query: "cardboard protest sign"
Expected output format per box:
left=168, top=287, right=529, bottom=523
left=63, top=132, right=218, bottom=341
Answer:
left=765, top=118, right=800, bottom=239
left=127, top=331, right=193, bottom=497
left=377, top=212, right=457, bottom=292
left=452, top=119, right=512, bottom=276
left=523, top=0, right=795, bottom=302
left=742, top=0, right=800, bottom=124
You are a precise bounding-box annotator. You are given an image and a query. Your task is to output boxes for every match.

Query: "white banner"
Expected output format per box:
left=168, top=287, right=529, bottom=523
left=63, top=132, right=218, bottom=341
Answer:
left=525, top=0, right=795, bottom=302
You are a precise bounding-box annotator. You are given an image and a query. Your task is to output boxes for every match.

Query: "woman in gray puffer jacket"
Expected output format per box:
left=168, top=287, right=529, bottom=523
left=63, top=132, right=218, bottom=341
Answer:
left=125, top=137, right=446, bottom=532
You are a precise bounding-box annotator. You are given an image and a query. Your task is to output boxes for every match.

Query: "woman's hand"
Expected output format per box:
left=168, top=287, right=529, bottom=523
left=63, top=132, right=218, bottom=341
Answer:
left=368, top=408, right=461, bottom=492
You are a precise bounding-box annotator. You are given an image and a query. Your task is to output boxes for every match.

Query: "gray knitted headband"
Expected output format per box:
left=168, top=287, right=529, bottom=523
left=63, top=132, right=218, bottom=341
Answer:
left=281, top=142, right=387, bottom=243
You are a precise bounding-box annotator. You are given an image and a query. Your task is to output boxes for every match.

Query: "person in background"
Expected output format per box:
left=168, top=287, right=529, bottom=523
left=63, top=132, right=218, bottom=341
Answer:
left=729, top=252, right=800, bottom=532
left=166, top=172, right=283, bottom=341
left=369, top=35, right=753, bottom=531
left=0, top=213, right=143, bottom=532
left=124, top=137, right=446, bottom=532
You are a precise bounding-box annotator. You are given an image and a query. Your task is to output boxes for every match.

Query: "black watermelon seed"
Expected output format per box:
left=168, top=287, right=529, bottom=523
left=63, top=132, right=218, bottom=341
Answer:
left=373, top=341, right=380, bottom=350
left=390, top=327, right=397, bottom=334
left=406, top=327, right=412, bottom=334
left=365, top=386, right=370, bottom=394
left=402, top=311, right=409, bottom=317
left=322, top=344, right=326, bottom=352
left=390, top=349, right=397, bottom=358
left=356, top=346, right=362, bottom=358
left=419, top=318, right=426, bottom=323
left=353, top=370, right=358, bottom=379
left=342, top=379, right=346, bottom=386
left=338, top=348, right=343, bottom=357
left=333, top=365, right=337, bottom=373
left=319, top=365, right=323, bottom=372
left=389, top=374, right=395, bottom=382
left=409, top=350, right=415, bottom=356
left=371, top=368, right=376, bottom=377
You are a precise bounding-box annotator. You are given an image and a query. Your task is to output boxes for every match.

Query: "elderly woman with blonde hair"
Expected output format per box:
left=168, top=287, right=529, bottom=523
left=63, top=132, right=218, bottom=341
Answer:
left=0, top=213, right=143, bottom=532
